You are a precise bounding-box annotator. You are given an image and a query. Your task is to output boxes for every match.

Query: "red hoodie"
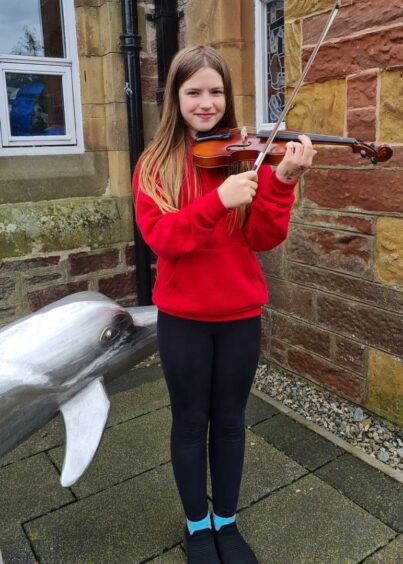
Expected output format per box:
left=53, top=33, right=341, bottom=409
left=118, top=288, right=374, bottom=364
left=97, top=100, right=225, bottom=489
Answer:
left=133, top=155, right=295, bottom=322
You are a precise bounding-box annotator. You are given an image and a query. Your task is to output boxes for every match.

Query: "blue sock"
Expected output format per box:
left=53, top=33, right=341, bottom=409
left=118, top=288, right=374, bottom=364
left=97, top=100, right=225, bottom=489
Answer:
left=213, top=512, right=236, bottom=531
left=186, top=512, right=212, bottom=535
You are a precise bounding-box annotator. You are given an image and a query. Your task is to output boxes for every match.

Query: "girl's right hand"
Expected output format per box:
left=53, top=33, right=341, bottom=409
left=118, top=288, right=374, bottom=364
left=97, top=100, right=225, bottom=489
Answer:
left=217, top=171, right=258, bottom=209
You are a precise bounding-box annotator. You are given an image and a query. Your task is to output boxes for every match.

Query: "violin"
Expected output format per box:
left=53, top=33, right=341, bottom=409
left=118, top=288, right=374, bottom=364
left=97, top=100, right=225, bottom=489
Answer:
left=191, top=128, right=394, bottom=169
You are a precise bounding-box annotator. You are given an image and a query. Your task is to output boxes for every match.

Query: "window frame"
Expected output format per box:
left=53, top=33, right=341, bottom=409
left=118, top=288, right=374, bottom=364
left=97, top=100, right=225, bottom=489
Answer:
left=0, top=0, right=83, bottom=157
left=255, top=0, right=286, bottom=136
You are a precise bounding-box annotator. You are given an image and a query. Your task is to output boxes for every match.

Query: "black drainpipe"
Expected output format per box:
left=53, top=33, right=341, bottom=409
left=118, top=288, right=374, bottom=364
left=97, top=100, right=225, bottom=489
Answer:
left=120, top=0, right=152, bottom=305
left=147, top=0, right=183, bottom=109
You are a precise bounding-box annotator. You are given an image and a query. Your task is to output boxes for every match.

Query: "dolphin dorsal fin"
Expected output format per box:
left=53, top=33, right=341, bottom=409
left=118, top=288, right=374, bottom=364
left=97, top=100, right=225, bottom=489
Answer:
left=59, top=377, right=110, bottom=487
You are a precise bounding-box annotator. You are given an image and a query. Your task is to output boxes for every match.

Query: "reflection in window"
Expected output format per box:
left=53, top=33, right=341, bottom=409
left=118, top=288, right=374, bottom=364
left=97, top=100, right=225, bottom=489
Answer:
left=266, top=0, right=284, bottom=123
left=0, top=0, right=64, bottom=58
left=6, top=73, right=66, bottom=136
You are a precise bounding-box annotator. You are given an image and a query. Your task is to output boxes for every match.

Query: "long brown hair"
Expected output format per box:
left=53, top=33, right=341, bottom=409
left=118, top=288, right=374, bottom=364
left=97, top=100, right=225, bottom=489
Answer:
left=137, top=45, right=248, bottom=223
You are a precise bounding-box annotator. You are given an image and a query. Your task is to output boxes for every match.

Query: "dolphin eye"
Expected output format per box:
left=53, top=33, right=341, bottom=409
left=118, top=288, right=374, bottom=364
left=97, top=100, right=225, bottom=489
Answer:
left=100, top=325, right=120, bottom=343
left=99, top=311, right=134, bottom=344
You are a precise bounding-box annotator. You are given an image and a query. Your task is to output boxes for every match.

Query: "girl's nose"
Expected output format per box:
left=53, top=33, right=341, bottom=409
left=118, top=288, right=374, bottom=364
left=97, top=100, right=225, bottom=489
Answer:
left=199, top=94, right=213, bottom=109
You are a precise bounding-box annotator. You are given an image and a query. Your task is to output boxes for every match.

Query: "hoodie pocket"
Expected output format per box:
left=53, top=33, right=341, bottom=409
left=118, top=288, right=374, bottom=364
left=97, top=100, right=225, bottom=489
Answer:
left=160, top=246, right=267, bottom=316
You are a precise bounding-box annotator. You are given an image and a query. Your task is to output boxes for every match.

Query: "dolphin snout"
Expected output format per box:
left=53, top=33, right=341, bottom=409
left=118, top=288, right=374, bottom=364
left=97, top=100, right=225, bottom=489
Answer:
left=126, top=305, right=158, bottom=329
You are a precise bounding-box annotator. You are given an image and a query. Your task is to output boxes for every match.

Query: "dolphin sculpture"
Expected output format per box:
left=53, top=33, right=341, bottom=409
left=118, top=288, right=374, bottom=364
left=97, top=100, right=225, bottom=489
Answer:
left=0, top=291, right=158, bottom=487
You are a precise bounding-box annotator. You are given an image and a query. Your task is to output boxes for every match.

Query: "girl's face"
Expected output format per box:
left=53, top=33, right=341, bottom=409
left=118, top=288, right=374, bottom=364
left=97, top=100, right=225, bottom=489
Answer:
left=178, top=66, right=226, bottom=138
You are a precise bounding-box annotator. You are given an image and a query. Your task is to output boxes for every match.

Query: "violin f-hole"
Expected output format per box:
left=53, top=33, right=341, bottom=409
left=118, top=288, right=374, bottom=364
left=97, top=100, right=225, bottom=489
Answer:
left=226, top=142, right=252, bottom=152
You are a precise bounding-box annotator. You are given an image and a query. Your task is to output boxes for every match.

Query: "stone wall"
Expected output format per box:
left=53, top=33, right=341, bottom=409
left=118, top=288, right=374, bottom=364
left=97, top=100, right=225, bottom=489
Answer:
left=261, top=0, right=403, bottom=425
left=0, top=0, right=136, bottom=325
left=0, top=242, right=136, bottom=322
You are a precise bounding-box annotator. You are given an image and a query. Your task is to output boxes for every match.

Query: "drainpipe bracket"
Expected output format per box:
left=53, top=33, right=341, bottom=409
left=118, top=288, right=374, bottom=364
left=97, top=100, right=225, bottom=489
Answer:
left=146, top=10, right=184, bottom=22
left=119, top=32, right=142, bottom=51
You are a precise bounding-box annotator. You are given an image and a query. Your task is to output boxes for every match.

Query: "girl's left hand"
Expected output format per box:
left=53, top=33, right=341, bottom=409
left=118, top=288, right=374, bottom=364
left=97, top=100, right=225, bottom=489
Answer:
left=275, top=134, right=317, bottom=184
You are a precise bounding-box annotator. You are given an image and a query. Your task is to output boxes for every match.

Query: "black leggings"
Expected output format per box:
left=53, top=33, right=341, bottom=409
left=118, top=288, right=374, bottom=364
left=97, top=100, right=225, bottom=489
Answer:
left=157, top=311, right=261, bottom=521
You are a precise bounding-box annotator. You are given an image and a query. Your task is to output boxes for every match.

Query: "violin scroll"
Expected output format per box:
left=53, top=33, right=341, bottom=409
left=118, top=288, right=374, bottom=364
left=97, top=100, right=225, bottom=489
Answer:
left=374, top=144, right=394, bottom=163
left=354, top=142, right=394, bottom=165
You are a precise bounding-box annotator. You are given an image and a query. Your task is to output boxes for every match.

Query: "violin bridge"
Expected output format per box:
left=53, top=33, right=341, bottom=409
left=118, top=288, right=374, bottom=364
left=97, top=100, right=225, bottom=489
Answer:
left=240, top=126, right=248, bottom=144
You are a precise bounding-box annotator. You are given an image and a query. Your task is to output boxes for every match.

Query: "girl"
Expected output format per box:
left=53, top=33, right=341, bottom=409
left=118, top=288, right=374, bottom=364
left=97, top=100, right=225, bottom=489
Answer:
left=133, top=45, right=315, bottom=564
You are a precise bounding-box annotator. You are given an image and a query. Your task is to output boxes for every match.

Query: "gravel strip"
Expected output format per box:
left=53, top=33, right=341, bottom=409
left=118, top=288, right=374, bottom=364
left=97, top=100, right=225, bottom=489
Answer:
left=254, top=362, right=403, bottom=473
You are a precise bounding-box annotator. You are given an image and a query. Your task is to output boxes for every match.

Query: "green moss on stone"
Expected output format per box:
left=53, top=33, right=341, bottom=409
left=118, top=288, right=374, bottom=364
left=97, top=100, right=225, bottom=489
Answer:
left=0, top=196, right=133, bottom=259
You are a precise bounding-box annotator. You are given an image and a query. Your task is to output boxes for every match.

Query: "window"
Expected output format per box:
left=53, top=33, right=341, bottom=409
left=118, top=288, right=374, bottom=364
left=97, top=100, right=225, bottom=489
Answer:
left=255, top=0, right=285, bottom=135
left=0, top=0, right=83, bottom=156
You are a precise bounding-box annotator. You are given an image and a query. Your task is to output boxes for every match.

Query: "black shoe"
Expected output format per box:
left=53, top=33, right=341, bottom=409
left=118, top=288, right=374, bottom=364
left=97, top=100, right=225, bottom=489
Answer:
left=184, top=527, right=221, bottom=564
left=214, top=522, right=258, bottom=564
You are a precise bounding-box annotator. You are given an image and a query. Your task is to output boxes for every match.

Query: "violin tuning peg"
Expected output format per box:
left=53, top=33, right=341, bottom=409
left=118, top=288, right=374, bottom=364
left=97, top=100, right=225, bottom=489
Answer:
left=359, top=150, right=367, bottom=159
left=371, top=156, right=378, bottom=165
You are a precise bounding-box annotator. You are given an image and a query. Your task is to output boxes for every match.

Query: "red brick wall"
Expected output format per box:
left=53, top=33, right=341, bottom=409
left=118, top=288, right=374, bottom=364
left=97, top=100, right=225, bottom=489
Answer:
left=261, top=0, right=403, bottom=415
left=0, top=243, right=140, bottom=324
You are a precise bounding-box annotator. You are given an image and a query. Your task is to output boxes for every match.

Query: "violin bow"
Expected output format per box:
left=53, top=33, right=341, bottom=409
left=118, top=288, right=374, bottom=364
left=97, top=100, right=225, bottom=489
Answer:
left=252, top=0, right=342, bottom=172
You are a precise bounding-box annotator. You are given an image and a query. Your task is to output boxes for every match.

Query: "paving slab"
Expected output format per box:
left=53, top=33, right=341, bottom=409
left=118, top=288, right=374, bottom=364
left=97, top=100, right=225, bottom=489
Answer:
left=148, top=545, right=186, bottom=563
left=0, top=416, right=64, bottom=469
left=0, top=524, right=37, bottom=564
left=238, top=473, right=395, bottom=564
left=315, top=453, right=403, bottom=532
left=2, top=362, right=400, bottom=564
left=236, top=431, right=307, bottom=509
left=48, top=407, right=172, bottom=498
left=253, top=413, right=343, bottom=470
left=363, top=534, right=403, bottom=563
left=25, top=464, right=184, bottom=564
left=207, top=431, right=307, bottom=509
left=106, top=364, right=163, bottom=393
left=107, top=374, right=170, bottom=427
left=0, top=453, right=73, bottom=528
left=245, top=394, right=280, bottom=427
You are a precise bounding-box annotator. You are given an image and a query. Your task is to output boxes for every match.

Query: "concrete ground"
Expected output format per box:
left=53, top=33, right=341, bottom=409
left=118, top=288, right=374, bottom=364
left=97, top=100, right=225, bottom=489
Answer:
left=1, top=363, right=403, bottom=564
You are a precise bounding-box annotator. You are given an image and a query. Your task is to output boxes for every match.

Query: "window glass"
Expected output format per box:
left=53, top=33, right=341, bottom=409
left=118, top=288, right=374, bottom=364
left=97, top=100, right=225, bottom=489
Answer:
left=0, top=0, right=64, bottom=58
left=266, top=0, right=284, bottom=123
left=6, top=72, right=66, bottom=136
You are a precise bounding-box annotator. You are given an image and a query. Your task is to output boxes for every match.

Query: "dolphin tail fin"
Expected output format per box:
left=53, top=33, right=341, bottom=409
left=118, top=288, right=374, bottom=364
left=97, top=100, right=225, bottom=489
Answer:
left=59, top=377, right=110, bottom=487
